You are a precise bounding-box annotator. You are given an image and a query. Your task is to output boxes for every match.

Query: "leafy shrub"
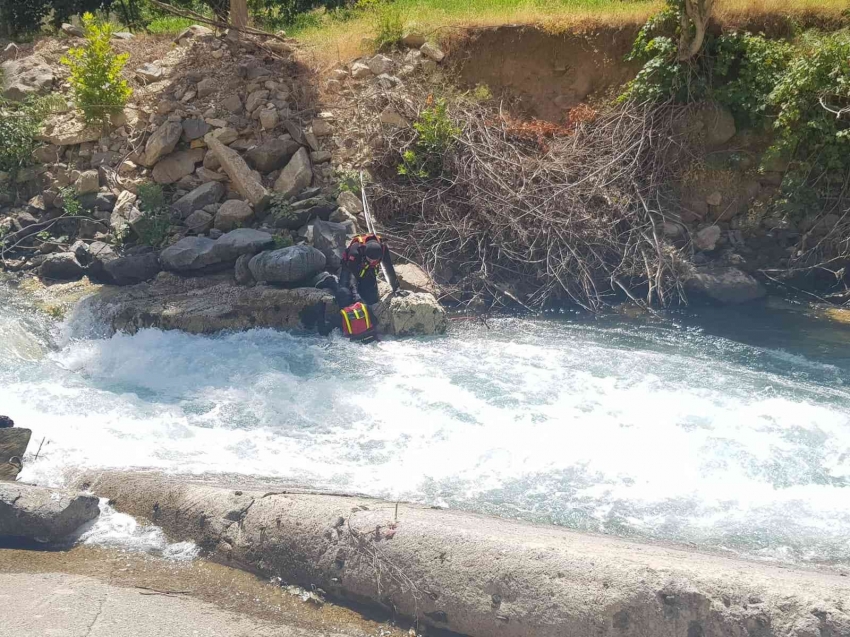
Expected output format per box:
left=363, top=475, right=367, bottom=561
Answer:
left=58, top=186, right=82, bottom=216
left=272, top=233, right=294, bottom=249
left=61, top=13, right=132, bottom=124
left=0, top=95, right=61, bottom=176
left=135, top=183, right=171, bottom=247
left=398, top=98, right=460, bottom=179
left=713, top=33, right=794, bottom=128
left=371, top=1, right=404, bottom=51
left=268, top=193, right=295, bottom=220
left=138, top=182, right=166, bottom=212
left=768, top=31, right=850, bottom=170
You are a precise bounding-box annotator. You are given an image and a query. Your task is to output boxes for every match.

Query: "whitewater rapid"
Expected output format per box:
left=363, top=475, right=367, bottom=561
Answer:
left=2, top=287, right=849, bottom=568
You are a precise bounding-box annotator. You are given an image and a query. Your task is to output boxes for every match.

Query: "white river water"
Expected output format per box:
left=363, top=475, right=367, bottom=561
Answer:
left=2, top=283, right=849, bottom=568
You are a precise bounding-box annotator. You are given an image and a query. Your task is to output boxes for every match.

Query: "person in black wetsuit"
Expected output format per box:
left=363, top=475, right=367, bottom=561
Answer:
left=335, top=234, right=401, bottom=307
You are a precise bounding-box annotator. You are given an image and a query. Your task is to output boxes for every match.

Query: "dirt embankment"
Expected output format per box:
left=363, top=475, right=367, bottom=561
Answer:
left=75, top=470, right=850, bottom=637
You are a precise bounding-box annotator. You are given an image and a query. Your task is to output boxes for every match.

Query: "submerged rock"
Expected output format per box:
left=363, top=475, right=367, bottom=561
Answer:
left=0, top=483, right=99, bottom=542
left=686, top=267, right=766, bottom=304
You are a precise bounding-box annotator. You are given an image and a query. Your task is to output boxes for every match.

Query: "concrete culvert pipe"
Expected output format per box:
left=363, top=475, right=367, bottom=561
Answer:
left=74, top=471, right=850, bottom=637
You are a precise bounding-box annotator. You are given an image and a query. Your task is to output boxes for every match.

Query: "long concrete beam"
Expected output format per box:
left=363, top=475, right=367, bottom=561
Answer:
left=75, top=471, right=850, bottom=637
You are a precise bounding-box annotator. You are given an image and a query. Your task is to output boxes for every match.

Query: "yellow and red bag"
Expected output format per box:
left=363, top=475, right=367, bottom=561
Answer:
left=340, top=302, right=375, bottom=341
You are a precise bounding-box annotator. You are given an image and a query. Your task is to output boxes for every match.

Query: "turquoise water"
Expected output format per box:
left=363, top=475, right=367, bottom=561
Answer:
left=2, top=283, right=849, bottom=568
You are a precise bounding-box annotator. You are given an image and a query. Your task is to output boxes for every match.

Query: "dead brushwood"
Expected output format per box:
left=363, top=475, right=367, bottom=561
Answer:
left=360, top=84, right=700, bottom=311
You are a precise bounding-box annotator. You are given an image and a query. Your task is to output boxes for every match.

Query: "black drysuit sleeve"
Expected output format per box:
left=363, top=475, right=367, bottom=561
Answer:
left=382, top=248, right=400, bottom=293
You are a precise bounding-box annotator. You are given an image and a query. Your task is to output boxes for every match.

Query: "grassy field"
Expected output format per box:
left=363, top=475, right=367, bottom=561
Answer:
left=289, top=0, right=848, bottom=63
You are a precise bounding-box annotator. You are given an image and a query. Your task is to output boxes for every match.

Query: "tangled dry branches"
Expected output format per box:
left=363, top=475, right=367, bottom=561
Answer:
left=366, top=92, right=701, bottom=311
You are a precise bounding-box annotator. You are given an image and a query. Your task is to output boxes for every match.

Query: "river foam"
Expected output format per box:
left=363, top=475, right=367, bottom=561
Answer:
left=2, top=300, right=849, bottom=567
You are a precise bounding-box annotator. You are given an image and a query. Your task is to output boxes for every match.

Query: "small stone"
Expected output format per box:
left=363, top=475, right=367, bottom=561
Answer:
left=185, top=210, right=214, bottom=234
left=136, top=62, right=164, bottom=82
left=310, top=150, right=332, bottom=163
left=211, top=49, right=223, bottom=59
left=351, top=61, right=372, bottom=79
left=245, top=138, right=300, bottom=173
left=221, top=94, right=243, bottom=114
left=1, top=43, right=19, bottom=62
left=259, top=108, right=279, bottom=130
left=245, top=89, right=270, bottom=114
left=312, top=118, right=332, bottom=137
left=152, top=148, right=205, bottom=184
left=74, top=169, right=100, bottom=195
left=368, top=54, right=393, bottom=75
left=326, top=79, right=342, bottom=93
left=197, top=77, right=217, bottom=98
left=380, top=106, right=409, bottom=128
left=337, top=190, right=363, bottom=214
left=212, top=127, right=239, bottom=145
left=234, top=253, right=254, bottom=285
left=172, top=181, right=225, bottom=219
left=61, top=23, right=85, bottom=37
left=274, top=148, right=313, bottom=199
left=420, top=42, right=445, bottom=62
left=215, top=199, right=255, bottom=231
left=182, top=118, right=210, bottom=141
left=706, top=191, right=722, bottom=207
left=694, top=225, right=722, bottom=252
left=143, top=121, right=182, bottom=167
left=206, top=118, right=228, bottom=128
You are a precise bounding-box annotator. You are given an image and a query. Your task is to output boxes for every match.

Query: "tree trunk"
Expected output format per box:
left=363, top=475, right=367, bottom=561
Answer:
left=230, top=0, right=249, bottom=29
left=677, top=0, right=714, bottom=61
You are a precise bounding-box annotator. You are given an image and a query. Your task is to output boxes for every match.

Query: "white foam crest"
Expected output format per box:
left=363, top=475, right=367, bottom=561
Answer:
left=77, top=499, right=199, bottom=560
left=3, top=317, right=850, bottom=566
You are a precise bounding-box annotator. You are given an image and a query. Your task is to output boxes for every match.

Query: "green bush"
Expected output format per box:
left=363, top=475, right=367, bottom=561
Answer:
left=398, top=98, right=461, bottom=179
left=0, top=95, right=61, bottom=176
left=768, top=31, right=850, bottom=170
left=134, top=183, right=171, bottom=247
left=61, top=13, right=132, bottom=124
left=137, top=182, right=166, bottom=212
left=370, top=0, right=404, bottom=51
left=713, top=33, right=795, bottom=128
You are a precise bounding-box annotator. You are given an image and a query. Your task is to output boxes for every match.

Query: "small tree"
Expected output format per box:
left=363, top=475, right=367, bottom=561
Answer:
left=677, top=0, right=714, bottom=61
left=61, top=13, right=132, bottom=124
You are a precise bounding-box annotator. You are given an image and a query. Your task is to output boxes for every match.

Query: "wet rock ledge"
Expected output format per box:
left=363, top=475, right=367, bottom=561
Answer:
left=75, top=470, right=850, bottom=637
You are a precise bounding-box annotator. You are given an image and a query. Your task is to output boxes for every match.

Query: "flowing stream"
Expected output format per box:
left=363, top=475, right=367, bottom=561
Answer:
left=2, top=281, right=849, bottom=569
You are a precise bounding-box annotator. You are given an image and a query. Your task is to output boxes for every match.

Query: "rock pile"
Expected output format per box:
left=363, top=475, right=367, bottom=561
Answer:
left=0, top=28, right=448, bottom=332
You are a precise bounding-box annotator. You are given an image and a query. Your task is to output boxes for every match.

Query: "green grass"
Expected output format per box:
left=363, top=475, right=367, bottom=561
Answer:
left=146, top=16, right=197, bottom=34
left=288, top=0, right=849, bottom=62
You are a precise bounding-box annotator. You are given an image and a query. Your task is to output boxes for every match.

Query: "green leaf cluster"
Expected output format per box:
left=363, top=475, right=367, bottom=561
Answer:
left=0, top=94, right=61, bottom=176
left=61, top=13, right=132, bottom=124
left=398, top=98, right=461, bottom=179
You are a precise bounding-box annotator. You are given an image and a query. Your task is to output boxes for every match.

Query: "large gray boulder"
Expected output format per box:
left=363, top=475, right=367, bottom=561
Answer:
left=310, top=220, right=347, bottom=269
left=205, top=133, right=269, bottom=212
left=0, top=483, right=99, bottom=542
left=375, top=292, right=448, bottom=336
left=143, top=121, right=183, bottom=167
left=214, top=199, right=254, bottom=231
left=0, top=428, right=31, bottom=481
left=1, top=56, right=54, bottom=101
left=686, top=267, right=766, bottom=304
left=160, top=229, right=274, bottom=272
left=39, top=253, right=84, bottom=281
left=171, top=181, right=225, bottom=219
left=75, top=273, right=335, bottom=334
left=248, top=245, right=326, bottom=284
left=274, top=148, right=312, bottom=199
left=160, top=236, right=217, bottom=271
left=245, top=138, right=301, bottom=173
left=103, top=252, right=162, bottom=286
left=152, top=148, right=205, bottom=184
